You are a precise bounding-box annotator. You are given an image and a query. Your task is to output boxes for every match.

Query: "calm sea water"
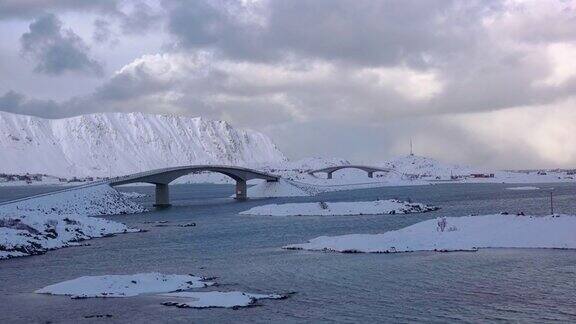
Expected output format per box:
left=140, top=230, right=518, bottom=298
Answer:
left=1, top=183, right=575, bottom=323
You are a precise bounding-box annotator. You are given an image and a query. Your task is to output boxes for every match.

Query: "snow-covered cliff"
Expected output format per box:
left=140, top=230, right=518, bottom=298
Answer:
left=0, top=111, right=286, bottom=177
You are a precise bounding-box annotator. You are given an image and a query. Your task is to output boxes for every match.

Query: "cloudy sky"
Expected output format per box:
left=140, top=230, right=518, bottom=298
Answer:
left=1, top=0, right=575, bottom=169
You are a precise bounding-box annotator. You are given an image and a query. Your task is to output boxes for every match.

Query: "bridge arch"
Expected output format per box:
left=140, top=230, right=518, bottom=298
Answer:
left=308, top=165, right=395, bottom=179
left=110, top=165, right=280, bottom=207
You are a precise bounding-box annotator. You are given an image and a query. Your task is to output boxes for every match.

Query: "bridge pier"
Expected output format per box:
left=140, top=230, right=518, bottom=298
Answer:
left=154, top=183, right=171, bottom=208
left=235, top=179, right=247, bottom=201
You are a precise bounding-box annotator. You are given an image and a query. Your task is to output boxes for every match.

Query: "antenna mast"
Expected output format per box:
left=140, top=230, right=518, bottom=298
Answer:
left=410, top=139, right=414, bottom=156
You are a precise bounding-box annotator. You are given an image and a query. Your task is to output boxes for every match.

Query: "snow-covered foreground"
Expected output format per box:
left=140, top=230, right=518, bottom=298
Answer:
left=240, top=200, right=439, bottom=216
left=36, top=272, right=288, bottom=309
left=285, top=214, right=576, bottom=253
left=36, top=273, right=213, bottom=298
left=0, top=184, right=144, bottom=259
left=162, top=291, right=285, bottom=309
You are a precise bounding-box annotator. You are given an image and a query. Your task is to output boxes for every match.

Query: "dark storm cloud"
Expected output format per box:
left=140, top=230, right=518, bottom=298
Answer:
left=0, top=0, right=119, bottom=20
left=119, top=3, right=162, bottom=35
left=163, top=0, right=502, bottom=67
left=92, top=19, right=113, bottom=43
left=157, top=0, right=576, bottom=117
left=0, top=90, right=62, bottom=117
left=20, top=14, right=103, bottom=76
left=164, top=0, right=241, bottom=46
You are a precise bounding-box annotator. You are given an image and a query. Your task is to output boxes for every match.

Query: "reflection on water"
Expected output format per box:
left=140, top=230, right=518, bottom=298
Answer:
left=0, top=183, right=575, bottom=323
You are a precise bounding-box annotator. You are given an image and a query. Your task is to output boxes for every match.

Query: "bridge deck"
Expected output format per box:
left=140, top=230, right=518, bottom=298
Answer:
left=0, top=165, right=280, bottom=207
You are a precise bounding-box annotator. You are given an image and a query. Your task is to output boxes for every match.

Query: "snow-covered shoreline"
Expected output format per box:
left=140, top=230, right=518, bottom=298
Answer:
left=284, top=214, right=576, bottom=253
left=0, top=184, right=144, bottom=260
left=240, top=200, right=439, bottom=216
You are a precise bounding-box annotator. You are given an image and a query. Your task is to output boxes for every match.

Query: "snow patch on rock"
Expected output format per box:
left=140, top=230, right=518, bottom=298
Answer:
left=161, top=291, right=286, bottom=309
left=119, top=191, right=149, bottom=199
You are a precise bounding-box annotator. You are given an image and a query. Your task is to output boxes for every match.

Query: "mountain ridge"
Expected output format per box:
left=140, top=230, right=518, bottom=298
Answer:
left=0, top=111, right=286, bottom=177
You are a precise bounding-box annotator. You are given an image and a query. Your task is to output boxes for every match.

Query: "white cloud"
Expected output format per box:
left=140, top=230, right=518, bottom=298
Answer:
left=356, top=66, right=444, bottom=101
left=537, top=42, right=576, bottom=87
left=444, top=100, right=576, bottom=168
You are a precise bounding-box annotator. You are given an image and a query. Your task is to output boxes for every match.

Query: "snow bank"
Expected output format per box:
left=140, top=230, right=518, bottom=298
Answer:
left=240, top=200, right=438, bottom=216
left=0, top=184, right=144, bottom=259
left=36, top=273, right=213, bottom=298
left=506, top=186, right=540, bottom=191
left=285, top=214, right=576, bottom=253
left=161, top=291, right=285, bottom=309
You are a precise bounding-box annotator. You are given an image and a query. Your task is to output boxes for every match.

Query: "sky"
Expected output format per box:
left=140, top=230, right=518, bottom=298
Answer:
left=0, top=0, right=575, bottom=169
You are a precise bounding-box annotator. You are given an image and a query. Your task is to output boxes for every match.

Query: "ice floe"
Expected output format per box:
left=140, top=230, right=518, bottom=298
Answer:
left=284, top=214, right=576, bottom=253
left=240, top=199, right=439, bottom=216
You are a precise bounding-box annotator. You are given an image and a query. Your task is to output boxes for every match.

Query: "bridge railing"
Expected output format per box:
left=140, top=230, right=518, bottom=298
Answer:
left=0, top=178, right=110, bottom=207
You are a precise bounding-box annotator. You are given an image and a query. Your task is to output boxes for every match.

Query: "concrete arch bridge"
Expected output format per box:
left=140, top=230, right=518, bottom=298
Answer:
left=110, top=165, right=280, bottom=207
left=308, top=165, right=399, bottom=179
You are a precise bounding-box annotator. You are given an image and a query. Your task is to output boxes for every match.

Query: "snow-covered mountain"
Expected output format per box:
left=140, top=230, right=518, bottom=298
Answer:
left=0, top=111, right=286, bottom=177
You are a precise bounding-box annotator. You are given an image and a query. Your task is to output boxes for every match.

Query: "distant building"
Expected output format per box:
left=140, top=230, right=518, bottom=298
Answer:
left=469, top=173, right=495, bottom=178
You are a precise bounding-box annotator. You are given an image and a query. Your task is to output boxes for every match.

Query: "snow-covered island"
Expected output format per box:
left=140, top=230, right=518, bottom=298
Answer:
left=240, top=200, right=439, bottom=216
left=36, top=273, right=213, bottom=298
left=284, top=214, right=576, bottom=253
left=36, top=272, right=289, bottom=309
left=0, top=184, right=144, bottom=259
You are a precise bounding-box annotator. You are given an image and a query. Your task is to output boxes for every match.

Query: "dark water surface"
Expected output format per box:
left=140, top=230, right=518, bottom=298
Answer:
left=1, top=183, right=576, bottom=323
